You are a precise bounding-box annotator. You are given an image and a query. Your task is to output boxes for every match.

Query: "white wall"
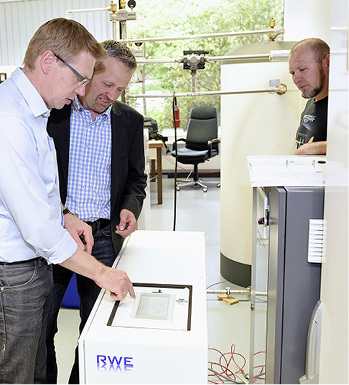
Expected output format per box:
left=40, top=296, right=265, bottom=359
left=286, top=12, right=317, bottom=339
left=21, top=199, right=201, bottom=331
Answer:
left=283, top=0, right=331, bottom=42
left=0, top=0, right=112, bottom=66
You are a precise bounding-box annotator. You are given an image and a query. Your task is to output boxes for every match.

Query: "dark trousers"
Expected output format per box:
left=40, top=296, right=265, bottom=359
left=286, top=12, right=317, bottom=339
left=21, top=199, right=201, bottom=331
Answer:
left=0, top=258, right=53, bottom=384
left=45, top=224, right=115, bottom=384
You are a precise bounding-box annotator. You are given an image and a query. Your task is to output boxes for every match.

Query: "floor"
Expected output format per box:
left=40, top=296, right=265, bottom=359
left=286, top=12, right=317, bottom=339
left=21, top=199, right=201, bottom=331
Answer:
left=55, top=176, right=252, bottom=384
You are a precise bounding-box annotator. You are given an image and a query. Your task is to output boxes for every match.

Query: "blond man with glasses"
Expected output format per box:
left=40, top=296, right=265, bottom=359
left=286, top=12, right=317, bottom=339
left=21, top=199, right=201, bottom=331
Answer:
left=0, top=18, right=135, bottom=384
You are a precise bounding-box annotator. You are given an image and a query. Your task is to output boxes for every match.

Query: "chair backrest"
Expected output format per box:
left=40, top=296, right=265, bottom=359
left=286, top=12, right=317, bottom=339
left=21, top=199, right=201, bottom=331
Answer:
left=186, top=106, right=218, bottom=151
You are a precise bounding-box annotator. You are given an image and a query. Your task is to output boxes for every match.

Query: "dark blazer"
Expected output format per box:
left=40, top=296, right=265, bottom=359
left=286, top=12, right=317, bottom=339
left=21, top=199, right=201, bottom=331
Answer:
left=47, top=101, right=147, bottom=255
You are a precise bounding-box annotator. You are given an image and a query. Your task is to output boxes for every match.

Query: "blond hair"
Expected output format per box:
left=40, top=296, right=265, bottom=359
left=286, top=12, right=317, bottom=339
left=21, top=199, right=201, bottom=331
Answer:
left=23, top=18, right=106, bottom=70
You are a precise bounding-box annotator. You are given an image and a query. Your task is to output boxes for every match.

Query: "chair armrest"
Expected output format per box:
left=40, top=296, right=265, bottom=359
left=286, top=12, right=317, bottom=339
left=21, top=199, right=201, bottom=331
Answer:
left=172, top=138, right=187, bottom=151
left=207, top=138, right=220, bottom=157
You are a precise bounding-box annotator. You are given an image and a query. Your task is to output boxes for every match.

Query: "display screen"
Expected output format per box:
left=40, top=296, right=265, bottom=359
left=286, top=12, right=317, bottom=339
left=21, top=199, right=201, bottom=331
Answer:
left=134, top=293, right=173, bottom=320
left=108, top=283, right=192, bottom=331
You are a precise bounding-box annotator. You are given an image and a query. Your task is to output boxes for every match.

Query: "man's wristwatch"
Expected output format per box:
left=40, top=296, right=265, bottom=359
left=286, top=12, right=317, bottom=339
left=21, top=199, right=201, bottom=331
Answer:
left=63, top=208, right=74, bottom=216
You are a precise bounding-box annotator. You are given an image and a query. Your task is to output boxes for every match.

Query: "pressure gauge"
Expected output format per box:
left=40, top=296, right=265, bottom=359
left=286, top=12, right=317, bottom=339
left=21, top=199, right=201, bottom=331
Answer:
left=128, top=0, right=136, bottom=9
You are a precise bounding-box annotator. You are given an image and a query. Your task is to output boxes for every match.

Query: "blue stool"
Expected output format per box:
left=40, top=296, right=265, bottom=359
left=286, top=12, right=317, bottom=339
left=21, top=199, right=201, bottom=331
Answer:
left=61, top=273, right=80, bottom=308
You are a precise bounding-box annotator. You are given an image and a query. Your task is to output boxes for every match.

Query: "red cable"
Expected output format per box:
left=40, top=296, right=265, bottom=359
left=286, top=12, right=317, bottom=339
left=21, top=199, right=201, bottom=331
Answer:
left=208, top=344, right=248, bottom=383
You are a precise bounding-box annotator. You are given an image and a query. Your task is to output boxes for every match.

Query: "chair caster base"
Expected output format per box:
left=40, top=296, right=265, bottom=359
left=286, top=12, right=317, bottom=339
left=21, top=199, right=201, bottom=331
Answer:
left=175, top=180, right=209, bottom=192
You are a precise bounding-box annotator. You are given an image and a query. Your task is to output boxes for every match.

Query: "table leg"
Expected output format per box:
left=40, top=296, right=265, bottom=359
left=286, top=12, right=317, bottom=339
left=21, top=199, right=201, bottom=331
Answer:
left=151, top=159, right=156, bottom=180
left=156, top=147, right=163, bottom=204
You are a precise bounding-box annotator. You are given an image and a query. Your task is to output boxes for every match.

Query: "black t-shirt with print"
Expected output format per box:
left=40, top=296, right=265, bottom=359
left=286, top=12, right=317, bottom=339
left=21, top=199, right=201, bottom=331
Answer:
left=296, top=96, right=328, bottom=149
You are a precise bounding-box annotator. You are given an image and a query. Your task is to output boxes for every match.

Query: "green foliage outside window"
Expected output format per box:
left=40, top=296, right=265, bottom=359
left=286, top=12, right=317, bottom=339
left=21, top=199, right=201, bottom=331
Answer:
left=126, top=0, right=284, bottom=131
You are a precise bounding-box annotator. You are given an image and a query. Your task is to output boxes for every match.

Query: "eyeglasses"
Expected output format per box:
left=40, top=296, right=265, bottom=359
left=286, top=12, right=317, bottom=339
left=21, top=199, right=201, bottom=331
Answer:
left=54, top=53, right=91, bottom=86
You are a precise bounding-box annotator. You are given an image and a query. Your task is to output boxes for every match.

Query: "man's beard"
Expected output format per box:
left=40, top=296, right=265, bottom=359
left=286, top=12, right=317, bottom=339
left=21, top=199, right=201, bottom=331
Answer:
left=92, top=94, right=112, bottom=113
left=302, top=66, right=326, bottom=99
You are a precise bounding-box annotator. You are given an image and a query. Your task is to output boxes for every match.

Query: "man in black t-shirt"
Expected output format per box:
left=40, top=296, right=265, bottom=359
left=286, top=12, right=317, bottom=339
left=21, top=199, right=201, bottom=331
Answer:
left=289, top=38, right=330, bottom=155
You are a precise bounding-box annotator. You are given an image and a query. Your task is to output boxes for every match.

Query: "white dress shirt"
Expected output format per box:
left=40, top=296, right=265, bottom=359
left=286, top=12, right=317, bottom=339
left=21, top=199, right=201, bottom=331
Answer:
left=0, top=68, right=77, bottom=263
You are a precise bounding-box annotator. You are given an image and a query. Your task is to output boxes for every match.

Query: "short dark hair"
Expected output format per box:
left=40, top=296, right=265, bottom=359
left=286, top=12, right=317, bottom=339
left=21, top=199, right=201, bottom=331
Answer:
left=94, top=40, right=137, bottom=72
left=290, top=38, right=330, bottom=64
left=24, top=18, right=106, bottom=70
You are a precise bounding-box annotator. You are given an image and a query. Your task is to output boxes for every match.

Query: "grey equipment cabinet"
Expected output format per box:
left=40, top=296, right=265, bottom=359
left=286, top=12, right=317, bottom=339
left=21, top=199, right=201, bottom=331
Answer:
left=249, top=186, right=323, bottom=384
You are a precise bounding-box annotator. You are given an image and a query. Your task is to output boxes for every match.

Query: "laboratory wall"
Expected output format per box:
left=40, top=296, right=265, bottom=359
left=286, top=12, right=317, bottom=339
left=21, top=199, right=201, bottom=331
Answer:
left=283, top=0, right=331, bottom=42
left=0, top=0, right=112, bottom=66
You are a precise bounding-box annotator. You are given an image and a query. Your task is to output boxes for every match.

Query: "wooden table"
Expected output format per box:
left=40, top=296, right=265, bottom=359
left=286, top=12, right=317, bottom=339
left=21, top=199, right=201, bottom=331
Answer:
left=149, top=140, right=164, bottom=204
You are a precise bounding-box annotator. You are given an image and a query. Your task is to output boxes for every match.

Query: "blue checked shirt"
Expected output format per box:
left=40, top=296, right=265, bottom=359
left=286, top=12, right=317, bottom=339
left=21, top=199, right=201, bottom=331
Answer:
left=65, top=98, right=112, bottom=222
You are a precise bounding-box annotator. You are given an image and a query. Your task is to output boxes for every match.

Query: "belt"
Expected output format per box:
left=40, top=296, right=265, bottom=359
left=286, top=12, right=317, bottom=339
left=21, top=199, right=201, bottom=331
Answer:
left=0, top=256, right=47, bottom=265
left=86, top=218, right=110, bottom=233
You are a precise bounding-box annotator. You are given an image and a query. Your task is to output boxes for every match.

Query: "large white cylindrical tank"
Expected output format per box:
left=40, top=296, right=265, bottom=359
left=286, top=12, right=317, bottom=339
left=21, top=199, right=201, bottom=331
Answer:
left=220, top=41, right=305, bottom=286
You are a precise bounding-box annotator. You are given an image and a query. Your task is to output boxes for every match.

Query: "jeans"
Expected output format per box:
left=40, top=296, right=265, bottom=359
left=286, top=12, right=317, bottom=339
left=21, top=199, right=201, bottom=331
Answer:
left=45, top=224, right=116, bottom=384
left=0, top=258, right=53, bottom=384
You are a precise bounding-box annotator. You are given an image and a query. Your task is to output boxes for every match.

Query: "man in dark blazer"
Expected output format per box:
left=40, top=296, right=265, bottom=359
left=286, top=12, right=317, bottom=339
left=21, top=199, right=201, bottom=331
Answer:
left=45, top=40, right=147, bottom=383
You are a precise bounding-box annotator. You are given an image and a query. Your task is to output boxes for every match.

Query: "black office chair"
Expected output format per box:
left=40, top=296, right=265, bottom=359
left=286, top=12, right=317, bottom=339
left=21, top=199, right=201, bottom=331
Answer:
left=171, top=105, right=220, bottom=192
